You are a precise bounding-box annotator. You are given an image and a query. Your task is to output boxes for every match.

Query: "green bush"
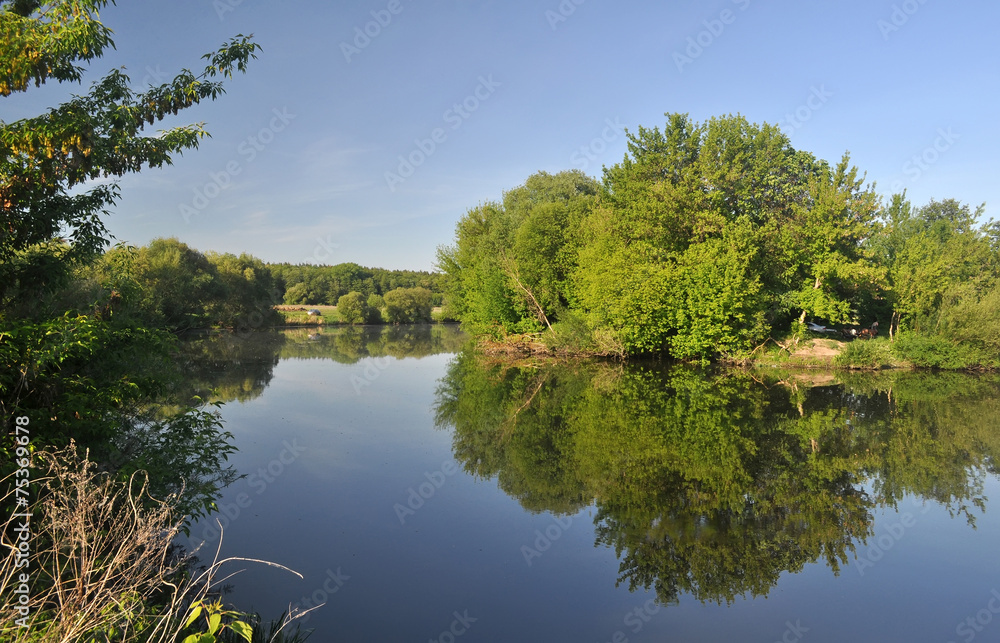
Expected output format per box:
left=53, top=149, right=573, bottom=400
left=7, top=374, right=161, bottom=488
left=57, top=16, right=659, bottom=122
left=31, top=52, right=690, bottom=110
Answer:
left=383, top=287, right=433, bottom=323
left=337, top=291, right=370, bottom=324
left=892, top=332, right=975, bottom=369
left=834, top=338, right=894, bottom=369
left=542, top=310, right=595, bottom=354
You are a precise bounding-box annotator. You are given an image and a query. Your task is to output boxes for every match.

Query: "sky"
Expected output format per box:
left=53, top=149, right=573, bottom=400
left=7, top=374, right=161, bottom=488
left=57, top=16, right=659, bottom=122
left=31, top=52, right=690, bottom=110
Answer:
left=7, top=0, right=999, bottom=271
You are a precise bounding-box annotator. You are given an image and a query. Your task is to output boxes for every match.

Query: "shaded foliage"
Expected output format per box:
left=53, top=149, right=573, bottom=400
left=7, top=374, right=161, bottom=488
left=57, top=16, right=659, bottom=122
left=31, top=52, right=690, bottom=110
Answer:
left=434, top=352, right=1000, bottom=604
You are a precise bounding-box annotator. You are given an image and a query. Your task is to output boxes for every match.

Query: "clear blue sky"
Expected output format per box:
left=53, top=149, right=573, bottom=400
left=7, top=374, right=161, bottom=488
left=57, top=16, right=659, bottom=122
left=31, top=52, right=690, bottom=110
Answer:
left=9, top=0, right=999, bottom=270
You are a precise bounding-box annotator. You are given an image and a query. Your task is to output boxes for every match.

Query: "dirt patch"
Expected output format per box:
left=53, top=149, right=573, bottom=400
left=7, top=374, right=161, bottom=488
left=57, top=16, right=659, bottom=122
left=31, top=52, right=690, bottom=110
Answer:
left=777, top=338, right=847, bottom=367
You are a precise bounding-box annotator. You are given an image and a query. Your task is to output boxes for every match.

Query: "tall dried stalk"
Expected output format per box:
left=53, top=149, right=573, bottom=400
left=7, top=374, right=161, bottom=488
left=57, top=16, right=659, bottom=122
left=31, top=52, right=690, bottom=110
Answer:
left=1, top=443, right=309, bottom=642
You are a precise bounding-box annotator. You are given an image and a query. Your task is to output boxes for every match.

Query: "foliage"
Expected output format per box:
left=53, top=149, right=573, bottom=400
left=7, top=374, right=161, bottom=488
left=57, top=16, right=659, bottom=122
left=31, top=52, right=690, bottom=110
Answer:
left=434, top=351, right=1000, bottom=605
left=336, top=291, right=370, bottom=325
left=891, top=331, right=983, bottom=370
left=442, top=114, right=998, bottom=364
left=271, top=262, right=444, bottom=306
left=833, top=338, right=895, bottom=369
left=383, top=286, right=433, bottom=323
left=0, top=0, right=260, bottom=303
left=438, top=170, right=599, bottom=335
left=0, top=445, right=310, bottom=643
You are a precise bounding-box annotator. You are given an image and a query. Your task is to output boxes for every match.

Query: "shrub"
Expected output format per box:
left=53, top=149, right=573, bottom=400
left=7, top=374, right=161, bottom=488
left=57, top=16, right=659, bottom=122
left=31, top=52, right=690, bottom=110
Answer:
left=383, top=287, right=433, bottom=324
left=0, top=445, right=310, bottom=643
left=834, top=338, right=895, bottom=369
left=892, top=332, right=975, bottom=369
left=337, top=291, right=372, bottom=325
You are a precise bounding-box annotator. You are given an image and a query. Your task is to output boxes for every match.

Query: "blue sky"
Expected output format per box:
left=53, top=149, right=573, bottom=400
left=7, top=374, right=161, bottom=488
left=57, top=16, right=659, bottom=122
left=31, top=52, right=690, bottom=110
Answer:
left=8, top=0, right=999, bottom=270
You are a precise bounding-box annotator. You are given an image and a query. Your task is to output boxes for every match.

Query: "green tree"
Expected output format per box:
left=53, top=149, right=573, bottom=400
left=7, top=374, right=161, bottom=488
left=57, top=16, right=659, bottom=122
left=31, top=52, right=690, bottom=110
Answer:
left=383, top=286, right=433, bottom=323
left=438, top=170, right=599, bottom=335
left=0, top=1, right=259, bottom=306
left=337, top=291, right=371, bottom=325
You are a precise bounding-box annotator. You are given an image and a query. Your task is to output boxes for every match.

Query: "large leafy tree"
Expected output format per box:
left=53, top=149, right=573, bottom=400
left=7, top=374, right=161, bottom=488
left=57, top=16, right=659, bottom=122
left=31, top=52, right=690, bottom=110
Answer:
left=438, top=170, right=599, bottom=335
left=0, top=0, right=260, bottom=308
left=1, top=0, right=258, bottom=461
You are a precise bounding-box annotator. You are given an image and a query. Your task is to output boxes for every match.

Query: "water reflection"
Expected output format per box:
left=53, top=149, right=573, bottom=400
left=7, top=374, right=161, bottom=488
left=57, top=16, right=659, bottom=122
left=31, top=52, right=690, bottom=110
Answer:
left=173, top=324, right=466, bottom=404
left=434, top=353, right=1000, bottom=605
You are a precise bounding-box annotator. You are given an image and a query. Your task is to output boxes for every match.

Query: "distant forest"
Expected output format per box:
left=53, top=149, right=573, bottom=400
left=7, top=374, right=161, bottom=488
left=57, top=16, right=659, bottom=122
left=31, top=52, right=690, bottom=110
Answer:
left=270, top=262, right=444, bottom=306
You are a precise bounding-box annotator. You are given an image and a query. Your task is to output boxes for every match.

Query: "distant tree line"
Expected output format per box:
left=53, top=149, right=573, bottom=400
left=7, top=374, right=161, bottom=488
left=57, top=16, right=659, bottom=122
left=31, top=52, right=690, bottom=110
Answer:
left=81, top=237, right=283, bottom=331
left=271, top=262, right=444, bottom=306
left=438, top=113, right=1000, bottom=366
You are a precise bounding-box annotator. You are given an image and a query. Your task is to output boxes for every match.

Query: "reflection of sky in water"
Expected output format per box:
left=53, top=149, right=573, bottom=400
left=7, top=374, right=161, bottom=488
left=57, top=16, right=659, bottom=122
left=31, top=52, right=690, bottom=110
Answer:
left=177, top=330, right=1000, bottom=643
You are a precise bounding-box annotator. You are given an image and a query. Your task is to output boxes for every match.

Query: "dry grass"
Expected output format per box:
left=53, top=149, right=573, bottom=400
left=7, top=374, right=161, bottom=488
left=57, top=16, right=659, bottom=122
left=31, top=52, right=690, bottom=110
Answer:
left=1, top=444, right=309, bottom=643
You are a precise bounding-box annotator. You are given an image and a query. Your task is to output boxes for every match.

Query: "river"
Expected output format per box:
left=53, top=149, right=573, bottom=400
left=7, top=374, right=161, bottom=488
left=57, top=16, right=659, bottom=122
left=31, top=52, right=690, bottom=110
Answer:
left=175, top=326, right=1000, bottom=643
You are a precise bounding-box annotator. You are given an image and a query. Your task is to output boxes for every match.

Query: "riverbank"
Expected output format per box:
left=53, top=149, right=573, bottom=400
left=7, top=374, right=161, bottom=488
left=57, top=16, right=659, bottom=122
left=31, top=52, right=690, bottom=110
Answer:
left=470, top=332, right=998, bottom=372
left=274, top=305, right=453, bottom=326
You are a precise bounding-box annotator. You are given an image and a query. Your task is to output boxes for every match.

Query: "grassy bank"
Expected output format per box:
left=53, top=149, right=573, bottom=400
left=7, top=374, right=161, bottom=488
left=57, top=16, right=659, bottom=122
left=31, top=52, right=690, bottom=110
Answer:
left=273, top=306, right=451, bottom=326
left=751, top=334, right=998, bottom=371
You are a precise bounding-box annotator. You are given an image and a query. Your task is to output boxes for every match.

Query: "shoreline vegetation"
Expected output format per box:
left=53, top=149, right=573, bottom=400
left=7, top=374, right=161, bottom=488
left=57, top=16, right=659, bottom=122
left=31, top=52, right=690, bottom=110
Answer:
left=2, top=1, right=995, bottom=639
left=436, top=114, right=999, bottom=372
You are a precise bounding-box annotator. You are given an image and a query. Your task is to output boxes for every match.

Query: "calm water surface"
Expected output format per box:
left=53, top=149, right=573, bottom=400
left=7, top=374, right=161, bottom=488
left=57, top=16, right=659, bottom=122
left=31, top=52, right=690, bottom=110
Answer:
left=178, top=327, right=1000, bottom=642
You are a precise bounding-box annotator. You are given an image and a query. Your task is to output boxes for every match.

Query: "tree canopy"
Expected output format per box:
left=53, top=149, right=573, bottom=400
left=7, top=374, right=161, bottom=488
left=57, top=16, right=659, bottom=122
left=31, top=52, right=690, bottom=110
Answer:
left=441, top=113, right=995, bottom=361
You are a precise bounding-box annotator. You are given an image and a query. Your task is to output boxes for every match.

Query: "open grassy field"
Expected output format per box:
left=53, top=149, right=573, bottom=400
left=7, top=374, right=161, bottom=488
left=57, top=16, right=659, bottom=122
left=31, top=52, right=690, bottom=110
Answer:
left=275, top=305, right=339, bottom=325
left=275, top=305, right=449, bottom=325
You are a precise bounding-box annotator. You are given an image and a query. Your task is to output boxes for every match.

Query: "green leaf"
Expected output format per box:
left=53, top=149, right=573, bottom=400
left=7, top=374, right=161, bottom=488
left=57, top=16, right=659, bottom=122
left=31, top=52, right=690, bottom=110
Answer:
left=207, top=613, right=222, bottom=635
left=184, top=605, right=203, bottom=629
left=230, top=620, right=254, bottom=643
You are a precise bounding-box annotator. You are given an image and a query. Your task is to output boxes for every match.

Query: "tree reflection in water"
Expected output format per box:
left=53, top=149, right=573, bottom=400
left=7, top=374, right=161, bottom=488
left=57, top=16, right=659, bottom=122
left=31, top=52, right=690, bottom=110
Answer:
left=433, top=352, right=1000, bottom=605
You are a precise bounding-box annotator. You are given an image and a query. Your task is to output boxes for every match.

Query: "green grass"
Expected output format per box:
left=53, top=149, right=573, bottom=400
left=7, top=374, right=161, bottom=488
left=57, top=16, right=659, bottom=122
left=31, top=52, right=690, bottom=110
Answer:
left=275, top=305, right=339, bottom=325
left=834, top=337, right=897, bottom=369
